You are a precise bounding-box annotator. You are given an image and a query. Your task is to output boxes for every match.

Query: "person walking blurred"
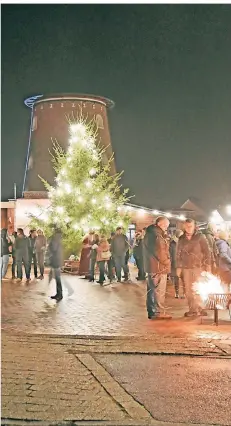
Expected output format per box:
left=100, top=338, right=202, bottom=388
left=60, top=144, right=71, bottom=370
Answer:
left=49, top=227, right=63, bottom=301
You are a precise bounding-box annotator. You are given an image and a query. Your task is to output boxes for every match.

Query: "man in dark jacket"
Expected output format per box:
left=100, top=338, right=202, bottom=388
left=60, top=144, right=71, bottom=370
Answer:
left=177, top=219, right=211, bottom=317
left=1, top=228, right=11, bottom=280
left=49, top=227, right=63, bottom=301
left=28, top=229, right=38, bottom=279
left=133, top=231, right=145, bottom=281
left=143, top=216, right=172, bottom=320
left=15, top=228, right=30, bottom=282
left=111, top=227, right=129, bottom=282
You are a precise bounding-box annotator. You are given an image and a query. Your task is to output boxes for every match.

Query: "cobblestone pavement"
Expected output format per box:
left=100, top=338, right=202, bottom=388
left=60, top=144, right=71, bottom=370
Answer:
left=1, top=272, right=231, bottom=340
left=2, top=269, right=231, bottom=425
left=1, top=333, right=227, bottom=426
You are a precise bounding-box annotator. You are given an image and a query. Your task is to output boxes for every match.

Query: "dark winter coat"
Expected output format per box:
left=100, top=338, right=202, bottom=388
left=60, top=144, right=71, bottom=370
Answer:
left=111, top=234, right=129, bottom=257
left=133, top=238, right=143, bottom=260
left=48, top=231, right=63, bottom=269
left=216, top=239, right=231, bottom=272
left=1, top=229, right=11, bottom=256
left=15, top=236, right=29, bottom=261
left=176, top=232, right=211, bottom=270
left=203, top=229, right=219, bottom=265
left=28, top=236, right=37, bottom=255
left=143, top=225, right=171, bottom=275
left=169, top=238, right=178, bottom=275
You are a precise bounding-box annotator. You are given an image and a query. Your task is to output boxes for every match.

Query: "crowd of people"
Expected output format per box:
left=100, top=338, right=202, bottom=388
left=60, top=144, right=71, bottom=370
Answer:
left=1, top=227, right=47, bottom=282
left=78, top=226, right=130, bottom=285
left=1, top=218, right=231, bottom=314
left=78, top=217, right=231, bottom=319
left=0, top=226, right=63, bottom=301
left=143, top=217, right=231, bottom=320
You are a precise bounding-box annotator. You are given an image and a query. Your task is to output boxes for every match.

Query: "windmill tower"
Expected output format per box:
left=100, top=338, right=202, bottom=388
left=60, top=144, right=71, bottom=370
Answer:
left=23, top=93, right=116, bottom=199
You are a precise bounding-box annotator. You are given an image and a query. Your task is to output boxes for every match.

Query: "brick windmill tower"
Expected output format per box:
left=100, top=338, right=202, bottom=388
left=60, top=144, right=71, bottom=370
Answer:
left=23, top=93, right=116, bottom=199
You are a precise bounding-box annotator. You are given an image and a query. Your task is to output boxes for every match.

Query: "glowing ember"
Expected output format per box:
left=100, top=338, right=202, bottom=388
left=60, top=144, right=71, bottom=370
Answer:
left=194, top=272, right=225, bottom=303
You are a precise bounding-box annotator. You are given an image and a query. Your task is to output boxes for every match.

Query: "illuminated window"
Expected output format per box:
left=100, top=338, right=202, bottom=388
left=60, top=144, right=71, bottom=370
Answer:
left=95, top=114, right=104, bottom=129
left=32, top=116, right=37, bottom=131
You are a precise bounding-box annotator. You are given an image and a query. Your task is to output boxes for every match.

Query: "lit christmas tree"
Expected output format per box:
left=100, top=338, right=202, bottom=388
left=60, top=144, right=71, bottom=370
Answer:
left=30, top=113, right=130, bottom=251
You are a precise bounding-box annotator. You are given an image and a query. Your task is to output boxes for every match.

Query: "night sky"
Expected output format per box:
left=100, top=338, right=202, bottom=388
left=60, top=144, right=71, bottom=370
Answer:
left=2, top=4, right=231, bottom=208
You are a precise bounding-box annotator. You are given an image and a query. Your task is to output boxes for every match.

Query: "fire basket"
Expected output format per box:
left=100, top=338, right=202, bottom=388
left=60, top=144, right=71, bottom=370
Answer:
left=204, top=293, right=231, bottom=326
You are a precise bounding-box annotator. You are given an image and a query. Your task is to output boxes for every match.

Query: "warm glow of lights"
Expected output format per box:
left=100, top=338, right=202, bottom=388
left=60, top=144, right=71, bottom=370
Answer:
left=40, top=213, right=48, bottom=221
left=73, top=223, right=79, bottom=230
left=152, top=210, right=159, bottom=215
left=138, top=208, right=145, bottom=215
left=106, top=202, right=111, bottom=210
left=117, top=206, right=122, bottom=212
left=60, top=169, right=66, bottom=176
left=178, top=214, right=186, bottom=221
left=72, top=136, right=78, bottom=143
left=64, top=183, right=71, bottom=193
left=165, top=212, right=172, bottom=218
left=209, top=210, right=224, bottom=225
left=226, top=205, right=231, bottom=215
left=85, top=180, right=92, bottom=188
left=56, top=189, right=63, bottom=196
left=89, top=168, right=96, bottom=176
left=56, top=206, right=64, bottom=214
left=92, top=198, right=97, bottom=204
left=78, top=196, right=83, bottom=203
left=194, top=272, right=225, bottom=303
left=70, top=123, right=86, bottom=134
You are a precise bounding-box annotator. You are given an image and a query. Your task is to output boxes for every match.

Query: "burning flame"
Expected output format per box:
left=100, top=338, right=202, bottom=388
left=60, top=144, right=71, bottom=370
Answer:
left=194, top=272, right=225, bottom=303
